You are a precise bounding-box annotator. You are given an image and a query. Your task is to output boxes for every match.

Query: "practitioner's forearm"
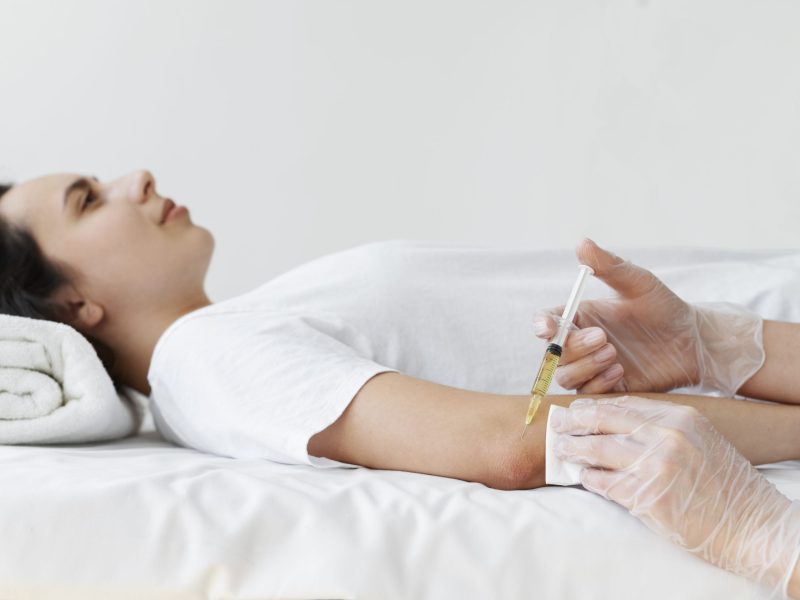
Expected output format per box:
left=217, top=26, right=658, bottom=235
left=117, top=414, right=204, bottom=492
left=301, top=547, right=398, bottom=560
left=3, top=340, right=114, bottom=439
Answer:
left=508, top=392, right=800, bottom=490
left=736, top=319, right=800, bottom=405
left=786, top=557, right=800, bottom=600
left=622, top=392, right=800, bottom=466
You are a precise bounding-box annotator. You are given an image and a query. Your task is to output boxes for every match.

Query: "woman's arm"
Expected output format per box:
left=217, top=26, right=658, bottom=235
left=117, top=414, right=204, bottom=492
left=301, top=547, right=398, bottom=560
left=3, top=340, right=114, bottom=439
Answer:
left=508, top=390, right=800, bottom=490
left=308, top=371, right=529, bottom=491
left=735, top=319, right=800, bottom=405
left=309, top=371, right=800, bottom=492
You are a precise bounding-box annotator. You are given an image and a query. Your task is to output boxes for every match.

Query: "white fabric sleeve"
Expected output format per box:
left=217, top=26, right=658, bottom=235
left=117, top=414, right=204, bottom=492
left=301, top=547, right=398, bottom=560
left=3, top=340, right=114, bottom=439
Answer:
left=147, top=312, right=399, bottom=469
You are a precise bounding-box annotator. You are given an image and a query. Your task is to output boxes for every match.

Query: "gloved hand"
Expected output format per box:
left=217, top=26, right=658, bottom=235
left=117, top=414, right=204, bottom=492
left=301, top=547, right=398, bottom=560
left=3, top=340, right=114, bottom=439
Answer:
left=552, top=395, right=800, bottom=599
left=533, top=238, right=766, bottom=398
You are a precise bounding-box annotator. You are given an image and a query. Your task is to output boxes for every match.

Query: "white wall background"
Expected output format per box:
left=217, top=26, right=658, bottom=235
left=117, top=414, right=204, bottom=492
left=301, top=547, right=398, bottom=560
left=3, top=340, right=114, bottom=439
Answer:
left=1, top=0, right=799, bottom=301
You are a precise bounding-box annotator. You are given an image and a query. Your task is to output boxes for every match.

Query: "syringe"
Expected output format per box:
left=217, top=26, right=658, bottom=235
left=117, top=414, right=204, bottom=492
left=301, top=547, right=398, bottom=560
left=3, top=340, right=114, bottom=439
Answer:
left=521, top=264, right=595, bottom=440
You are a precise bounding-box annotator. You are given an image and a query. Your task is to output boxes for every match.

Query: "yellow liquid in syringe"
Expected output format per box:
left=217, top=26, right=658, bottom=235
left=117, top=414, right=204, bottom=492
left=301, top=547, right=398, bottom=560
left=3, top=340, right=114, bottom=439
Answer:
left=524, top=343, right=562, bottom=426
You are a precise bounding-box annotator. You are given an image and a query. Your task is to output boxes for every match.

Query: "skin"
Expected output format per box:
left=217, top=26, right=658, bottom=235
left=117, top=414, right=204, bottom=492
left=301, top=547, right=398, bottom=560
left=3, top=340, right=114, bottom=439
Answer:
left=0, top=170, right=215, bottom=395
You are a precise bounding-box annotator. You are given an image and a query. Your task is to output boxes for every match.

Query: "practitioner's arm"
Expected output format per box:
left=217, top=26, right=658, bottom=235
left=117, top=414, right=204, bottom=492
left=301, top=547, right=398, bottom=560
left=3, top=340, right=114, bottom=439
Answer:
left=736, top=319, right=800, bottom=405
left=509, top=391, right=800, bottom=490
left=786, top=559, right=800, bottom=599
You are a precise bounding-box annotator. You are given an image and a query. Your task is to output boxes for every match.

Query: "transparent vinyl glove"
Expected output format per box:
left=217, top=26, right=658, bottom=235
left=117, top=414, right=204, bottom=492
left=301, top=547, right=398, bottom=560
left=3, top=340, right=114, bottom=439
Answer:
left=552, top=396, right=800, bottom=599
left=533, top=239, right=766, bottom=398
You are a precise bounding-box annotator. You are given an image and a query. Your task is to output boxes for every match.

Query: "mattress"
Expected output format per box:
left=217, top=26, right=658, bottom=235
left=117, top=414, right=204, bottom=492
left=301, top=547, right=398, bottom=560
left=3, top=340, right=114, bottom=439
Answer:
left=3, top=244, right=800, bottom=600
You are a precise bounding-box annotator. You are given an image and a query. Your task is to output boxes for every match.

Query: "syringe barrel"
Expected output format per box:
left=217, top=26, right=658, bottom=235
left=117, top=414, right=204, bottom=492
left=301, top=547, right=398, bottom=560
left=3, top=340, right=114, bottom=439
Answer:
left=552, top=264, right=594, bottom=347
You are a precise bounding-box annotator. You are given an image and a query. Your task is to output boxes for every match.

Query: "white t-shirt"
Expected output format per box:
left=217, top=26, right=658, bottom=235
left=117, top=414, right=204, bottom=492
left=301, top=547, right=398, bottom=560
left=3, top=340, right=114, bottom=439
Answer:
left=147, top=239, right=572, bottom=469
left=147, top=239, right=800, bottom=470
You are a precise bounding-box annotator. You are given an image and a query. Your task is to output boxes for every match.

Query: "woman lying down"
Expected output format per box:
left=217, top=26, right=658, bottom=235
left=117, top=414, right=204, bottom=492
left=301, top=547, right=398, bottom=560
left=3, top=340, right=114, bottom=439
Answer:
left=2, top=171, right=800, bottom=599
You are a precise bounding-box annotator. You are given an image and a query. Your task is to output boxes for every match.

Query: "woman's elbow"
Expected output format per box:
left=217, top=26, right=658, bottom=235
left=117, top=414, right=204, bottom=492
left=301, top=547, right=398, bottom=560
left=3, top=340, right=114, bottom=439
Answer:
left=488, top=441, right=546, bottom=490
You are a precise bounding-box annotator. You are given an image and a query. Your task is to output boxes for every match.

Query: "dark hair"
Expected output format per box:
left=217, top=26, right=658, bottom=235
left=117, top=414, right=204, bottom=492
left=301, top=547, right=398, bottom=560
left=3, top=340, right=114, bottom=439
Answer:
left=0, top=182, right=119, bottom=385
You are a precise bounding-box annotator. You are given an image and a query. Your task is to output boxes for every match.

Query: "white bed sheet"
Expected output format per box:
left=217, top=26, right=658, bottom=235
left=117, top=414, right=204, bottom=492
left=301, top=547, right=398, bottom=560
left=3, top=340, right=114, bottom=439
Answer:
left=4, top=244, right=800, bottom=600
left=1, top=429, right=795, bottom=600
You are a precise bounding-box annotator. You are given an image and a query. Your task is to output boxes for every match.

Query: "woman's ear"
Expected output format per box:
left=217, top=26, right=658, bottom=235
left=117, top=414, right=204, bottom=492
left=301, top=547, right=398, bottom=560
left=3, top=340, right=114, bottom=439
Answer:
left=53, top=284, right=105, bottom=330
left=75, top=300, right=105, bottom=329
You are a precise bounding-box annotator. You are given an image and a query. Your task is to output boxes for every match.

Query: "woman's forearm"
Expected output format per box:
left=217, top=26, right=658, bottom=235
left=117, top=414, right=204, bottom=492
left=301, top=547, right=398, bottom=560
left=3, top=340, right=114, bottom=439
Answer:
left=510, top=391, right=800, bottom=490
left=736, top=319, right=800, bottom=405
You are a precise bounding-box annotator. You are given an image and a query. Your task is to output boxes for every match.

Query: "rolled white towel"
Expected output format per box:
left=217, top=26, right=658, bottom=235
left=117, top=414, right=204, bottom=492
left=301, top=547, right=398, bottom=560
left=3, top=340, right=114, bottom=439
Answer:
left=0, top=314, right=142, bottom=444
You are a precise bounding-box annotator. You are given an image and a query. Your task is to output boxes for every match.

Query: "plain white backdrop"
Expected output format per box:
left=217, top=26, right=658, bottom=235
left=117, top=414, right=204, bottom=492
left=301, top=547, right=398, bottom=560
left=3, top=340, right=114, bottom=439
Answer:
left=1, top=0, right=799, bottom=301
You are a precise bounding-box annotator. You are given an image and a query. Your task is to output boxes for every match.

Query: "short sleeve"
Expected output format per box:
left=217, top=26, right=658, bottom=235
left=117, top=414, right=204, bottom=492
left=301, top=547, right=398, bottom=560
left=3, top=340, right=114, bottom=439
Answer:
left=147, top=310, right=399, bottom=469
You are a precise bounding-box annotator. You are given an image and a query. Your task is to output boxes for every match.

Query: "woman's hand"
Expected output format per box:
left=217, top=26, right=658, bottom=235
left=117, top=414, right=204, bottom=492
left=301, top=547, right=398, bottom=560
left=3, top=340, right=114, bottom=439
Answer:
left=533, top=238, right=765, bottom=398
left=552, top=395, right=800, bottom=599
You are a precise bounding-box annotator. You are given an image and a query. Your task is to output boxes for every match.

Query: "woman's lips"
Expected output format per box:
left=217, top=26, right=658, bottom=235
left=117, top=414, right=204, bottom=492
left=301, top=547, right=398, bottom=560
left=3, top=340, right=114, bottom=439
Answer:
left=164, top=204, right=188, bottom=222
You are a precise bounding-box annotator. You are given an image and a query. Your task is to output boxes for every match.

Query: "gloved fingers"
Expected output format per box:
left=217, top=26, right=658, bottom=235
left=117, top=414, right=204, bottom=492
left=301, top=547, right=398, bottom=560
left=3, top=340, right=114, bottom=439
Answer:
left=578, top=466, right=611, bottom=496
left=574, top=363, right=626, bottom=395
left=559, top=330, right=612, bottom=366
left=553, top=343, right=621, bottom=389
left=570, top=395, right=677, bottom=412
left=574, top=396, right=692, bottom=429
left=551, top=396, right=653, bottom=435
left=533, top=312, right=602, bottom=364
left=578, top=466, right=645, bottom=508
left=553, top=432, right=644, bottom=471
left=532, top=309, right=565, bottom=341
left=532, top=307, right=581, bottom=337
left=575, top=238, right=653, bottom=301
left=579, top=468, right=684, bottom=544
left=585, top=397, right=715, bottom=441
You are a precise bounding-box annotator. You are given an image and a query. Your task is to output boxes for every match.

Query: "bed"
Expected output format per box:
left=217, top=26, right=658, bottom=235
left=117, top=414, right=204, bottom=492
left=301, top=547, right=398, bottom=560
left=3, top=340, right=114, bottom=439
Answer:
left=3, top=244, right=800, bottom=600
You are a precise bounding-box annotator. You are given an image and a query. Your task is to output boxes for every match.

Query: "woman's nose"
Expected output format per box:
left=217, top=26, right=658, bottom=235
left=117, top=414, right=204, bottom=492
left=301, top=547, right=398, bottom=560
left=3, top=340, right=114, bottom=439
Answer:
left=130, top=170, right=156, bottom=204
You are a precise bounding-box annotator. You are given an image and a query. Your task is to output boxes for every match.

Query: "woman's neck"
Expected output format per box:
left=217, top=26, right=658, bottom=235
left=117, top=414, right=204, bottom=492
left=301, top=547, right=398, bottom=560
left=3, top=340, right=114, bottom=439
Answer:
left=109, top=295, right=213, bottom=396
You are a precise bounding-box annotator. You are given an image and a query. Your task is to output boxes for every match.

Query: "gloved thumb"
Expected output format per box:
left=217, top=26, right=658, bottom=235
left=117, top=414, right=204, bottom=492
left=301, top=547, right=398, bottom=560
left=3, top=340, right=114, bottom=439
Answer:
left=576, top=237, right=658, bottom=300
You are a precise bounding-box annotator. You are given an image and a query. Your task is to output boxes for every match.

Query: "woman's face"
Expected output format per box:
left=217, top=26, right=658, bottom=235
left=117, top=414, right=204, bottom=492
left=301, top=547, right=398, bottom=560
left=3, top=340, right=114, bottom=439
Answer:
left=0, top=169, right=214, bottom=325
